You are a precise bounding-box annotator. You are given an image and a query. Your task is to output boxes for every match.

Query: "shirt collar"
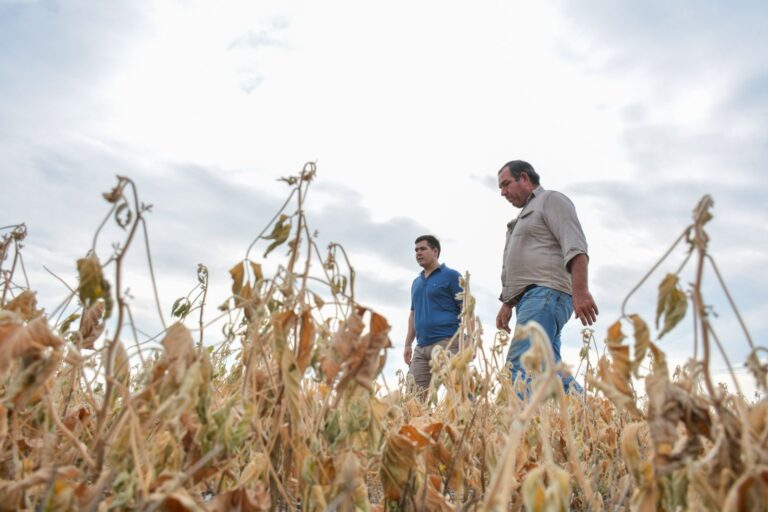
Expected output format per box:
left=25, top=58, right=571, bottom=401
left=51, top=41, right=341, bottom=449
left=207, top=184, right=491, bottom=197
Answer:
left=507, top=186, right=545, bottom=228
left=421, top=262, right=445, bottom=278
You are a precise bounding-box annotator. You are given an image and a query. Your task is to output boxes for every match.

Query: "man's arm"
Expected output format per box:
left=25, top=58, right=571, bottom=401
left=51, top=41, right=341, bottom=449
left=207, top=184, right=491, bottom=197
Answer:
left=569, top=253, right=598, bottom=326
left=404, top=310, right=415, bottom=365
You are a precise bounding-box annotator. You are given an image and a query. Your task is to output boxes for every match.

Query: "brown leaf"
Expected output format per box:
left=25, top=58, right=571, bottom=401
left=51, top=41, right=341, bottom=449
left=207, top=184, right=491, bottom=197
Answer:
left=0, top=404, right=7, bottom=446
left=0, top=315, right=64, bottom=378
left=722, top=466, right=768, bottom=512
left=521, top=464, right=570, bottom=512
left=148, top=491, right=203, bottom=511
left=629, top=314, right=650, bottom=377
left=229, top=261, right=246, bottom=297
left=2, top=290, right=42, bottom=320
left=589, top=356, right=639, bottom=418
left=331, top=313, right=365, bottom=361
left=162, top=323, right=196, bottom=364
left=0, top=465, right=80, bottom=508
left=607, top=320, right=626, bottom=345
left=207, top=483, right=271, bottom=512
left=425, top=473, right=454, bottom=512
left=296, top=310, right=316, bottom=373
left=381, top=429, right=419, bottom=501
left=249, top=261, right=264, bottom=282
left=79, top=300, right=105, bottom=349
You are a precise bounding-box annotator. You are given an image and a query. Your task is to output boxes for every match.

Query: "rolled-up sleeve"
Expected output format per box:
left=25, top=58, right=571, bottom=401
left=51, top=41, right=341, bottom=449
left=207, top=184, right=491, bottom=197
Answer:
left=542, top=192, right=588, bottom=271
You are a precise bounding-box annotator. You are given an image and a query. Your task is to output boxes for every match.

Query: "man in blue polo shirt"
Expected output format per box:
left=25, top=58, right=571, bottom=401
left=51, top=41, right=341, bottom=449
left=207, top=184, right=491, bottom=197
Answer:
left=403, top=235, right=463, bottom=394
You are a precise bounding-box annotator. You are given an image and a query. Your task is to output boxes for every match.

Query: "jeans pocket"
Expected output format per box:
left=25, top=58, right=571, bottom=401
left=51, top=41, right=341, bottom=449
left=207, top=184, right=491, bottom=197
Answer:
left=554, top=293, right=574, bottom=328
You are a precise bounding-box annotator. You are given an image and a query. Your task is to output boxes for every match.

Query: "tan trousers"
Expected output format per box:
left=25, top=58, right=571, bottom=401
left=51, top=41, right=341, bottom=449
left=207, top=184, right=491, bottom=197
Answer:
left=408, top=337, right=459, bottom=393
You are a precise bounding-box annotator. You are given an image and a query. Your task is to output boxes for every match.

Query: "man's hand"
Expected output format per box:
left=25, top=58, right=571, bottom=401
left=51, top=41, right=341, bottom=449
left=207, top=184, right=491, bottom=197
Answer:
left=404, top=344, right=413, bottom=365
left=572, top=288, right=598, bottom=326
left=496, top=303, right=513, bottom=333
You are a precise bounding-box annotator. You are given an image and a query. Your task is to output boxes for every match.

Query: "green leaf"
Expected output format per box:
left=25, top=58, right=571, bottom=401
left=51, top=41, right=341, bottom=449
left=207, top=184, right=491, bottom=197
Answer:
left=76, top=255, right=113, bottom=319
left=59, top=313, right=81, bottom=334
left=655, top=273, right=688, bottom=338
left=171, top=297, right=192, bottom=318
left=197, top=264, right=208, bottom=284
left=115, top=201, right=132, bottom=229
left=262, top=214, right=292, bottom=258
left=659, top=288, right=687, bottom=339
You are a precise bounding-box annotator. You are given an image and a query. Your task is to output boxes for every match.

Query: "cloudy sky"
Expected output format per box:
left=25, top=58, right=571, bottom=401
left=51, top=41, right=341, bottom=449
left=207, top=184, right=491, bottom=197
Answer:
left=1, top=0, right=766, bottom=393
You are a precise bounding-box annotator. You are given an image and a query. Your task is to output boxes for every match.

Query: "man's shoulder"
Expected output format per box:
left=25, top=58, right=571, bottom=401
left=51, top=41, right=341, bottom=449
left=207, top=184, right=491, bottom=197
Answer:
left=440, top=265, right=462, bottom=279
left=539, top=189, right=574, bottom=207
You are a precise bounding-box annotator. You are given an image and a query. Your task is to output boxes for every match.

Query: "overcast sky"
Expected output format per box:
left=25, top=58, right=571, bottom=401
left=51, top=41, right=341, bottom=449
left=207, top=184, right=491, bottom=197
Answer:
left=1, top=0, right=766, bottom=394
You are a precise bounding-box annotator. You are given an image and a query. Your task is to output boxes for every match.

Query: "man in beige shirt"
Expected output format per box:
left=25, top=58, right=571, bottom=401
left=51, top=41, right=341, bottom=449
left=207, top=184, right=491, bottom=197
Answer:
left=496, top=160, right=598, bottom=393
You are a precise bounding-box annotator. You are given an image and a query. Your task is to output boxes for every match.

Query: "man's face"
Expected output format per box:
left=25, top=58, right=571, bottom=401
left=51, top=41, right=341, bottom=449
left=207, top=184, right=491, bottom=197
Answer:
left=414, top=241, right=439, bottom=269
left=498, top=167, right=532, bottom=208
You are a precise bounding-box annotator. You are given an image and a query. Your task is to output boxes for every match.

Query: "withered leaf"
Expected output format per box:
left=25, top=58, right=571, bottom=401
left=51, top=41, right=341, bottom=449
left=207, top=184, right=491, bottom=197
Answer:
left=629, top=314, right=650, bottom=377
left=655, top=273, right=687, bottom=338
left=2, top=290, right=42, bottom=320
left=79, top=301, right=105, bottom=349
left=296, top=310, right=316, bottom=373
left=262, top=214, right=292, bottom=258
left=229, top=261, right=246, bottom=297
left=0, top=315, right=64, bottom=378
left=76, top=255, right=113, bottom=319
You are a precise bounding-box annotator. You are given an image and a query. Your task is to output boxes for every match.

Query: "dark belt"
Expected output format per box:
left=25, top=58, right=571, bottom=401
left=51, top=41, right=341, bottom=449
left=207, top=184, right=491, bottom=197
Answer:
left=505, top=284, right=538, bottom=307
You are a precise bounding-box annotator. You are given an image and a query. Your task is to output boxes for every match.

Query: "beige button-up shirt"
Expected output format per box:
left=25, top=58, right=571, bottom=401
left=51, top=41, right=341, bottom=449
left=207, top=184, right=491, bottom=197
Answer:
left=500, top=185, right=588, bottom=304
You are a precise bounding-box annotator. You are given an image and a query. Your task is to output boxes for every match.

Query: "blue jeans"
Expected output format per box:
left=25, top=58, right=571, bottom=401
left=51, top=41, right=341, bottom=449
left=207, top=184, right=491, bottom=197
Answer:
left=506, top=286, right=583, bottom=393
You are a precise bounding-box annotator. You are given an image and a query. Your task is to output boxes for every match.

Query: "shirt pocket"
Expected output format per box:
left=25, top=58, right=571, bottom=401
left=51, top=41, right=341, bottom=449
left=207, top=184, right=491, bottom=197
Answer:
left=512, top=209, right=536, bottom=238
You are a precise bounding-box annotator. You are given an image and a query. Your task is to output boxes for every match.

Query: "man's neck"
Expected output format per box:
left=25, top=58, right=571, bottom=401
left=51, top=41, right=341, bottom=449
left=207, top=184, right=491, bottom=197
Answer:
left=422, top=262, right=440, bottom=278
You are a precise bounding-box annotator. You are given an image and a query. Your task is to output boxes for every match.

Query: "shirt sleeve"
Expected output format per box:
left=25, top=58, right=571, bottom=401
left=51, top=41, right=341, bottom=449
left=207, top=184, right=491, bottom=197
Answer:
left=542, top=192, right=588, bottom=271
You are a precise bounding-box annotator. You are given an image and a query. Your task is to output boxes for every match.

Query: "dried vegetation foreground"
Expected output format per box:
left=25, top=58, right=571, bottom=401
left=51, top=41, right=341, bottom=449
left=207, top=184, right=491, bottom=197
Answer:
left=1, top=164, right=767, bottom=511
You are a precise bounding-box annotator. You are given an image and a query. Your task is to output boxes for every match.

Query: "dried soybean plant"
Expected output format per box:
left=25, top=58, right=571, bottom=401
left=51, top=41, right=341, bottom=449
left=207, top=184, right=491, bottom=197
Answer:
left=1, top=166, right=765, bottom=512
left=584, top=195, right=768, bottom=511
left=0, top=164, right=396, bottom=510
left=376, top=195, right=767, bottom=511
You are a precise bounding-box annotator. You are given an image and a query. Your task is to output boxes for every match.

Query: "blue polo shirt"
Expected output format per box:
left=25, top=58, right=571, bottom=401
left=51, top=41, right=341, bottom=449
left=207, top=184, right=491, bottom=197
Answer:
left=411, top=263, right=463, bottom=346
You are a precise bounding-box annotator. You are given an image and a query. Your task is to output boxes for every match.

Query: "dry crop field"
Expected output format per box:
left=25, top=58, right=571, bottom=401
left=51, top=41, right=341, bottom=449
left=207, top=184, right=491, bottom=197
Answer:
left=1, top=164, right=766, bottom=511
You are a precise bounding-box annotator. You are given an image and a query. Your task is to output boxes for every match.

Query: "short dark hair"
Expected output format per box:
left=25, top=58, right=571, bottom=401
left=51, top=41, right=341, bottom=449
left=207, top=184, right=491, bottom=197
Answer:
left=414, top=235, right=441, bottom=257
left=498, top=160, right=540, bottom=185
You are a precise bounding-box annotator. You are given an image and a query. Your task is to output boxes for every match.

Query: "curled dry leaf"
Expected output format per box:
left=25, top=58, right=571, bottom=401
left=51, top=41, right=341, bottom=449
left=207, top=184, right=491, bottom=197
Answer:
left=162, top=322, right=197, bottom=366
left=0, top=404, right=7, bottom=446
left=645, top=372, right=711, bottom=474
left=629, top=314, right=650, bottom=377
left=321, top=312, right=365, bottom=385
left=207, top=482, right=271, bottom=512
left=521, top=463, right=571, bottom=512
left=327, top=451, right=370, bottom=511
left=0, top=465, right=81, bottom=509
left=78, top=300, right=105, bottom=349
left=620, top=423, right=660, bottom=512
left=425, top=473, right=454, bottom=512
left=655, top=273, right=687, bottom=339
left=381, top=426, right=423, bottom=501
left=587, top=356, right=641, bottom=419
left=0, top=314, right=64, bottom=378
left=296, top=309, right=316, bottom=373
left=722, top=465, right=768, bottom=512
left=2, top=290, right=42, bottom=321
left=76, top=255, right=113, bottom=319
